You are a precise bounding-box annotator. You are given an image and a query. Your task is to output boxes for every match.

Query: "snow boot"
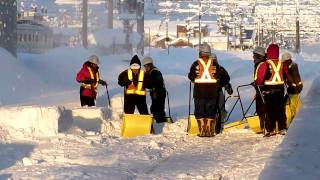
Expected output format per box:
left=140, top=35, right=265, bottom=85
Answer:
left=197, top=118, right=206, bottom=137
left=206, top=118, right=216, bottom=137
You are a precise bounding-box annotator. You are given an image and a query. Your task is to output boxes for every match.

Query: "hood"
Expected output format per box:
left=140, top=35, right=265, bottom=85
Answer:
left=266, top=44, right=279, bottom=59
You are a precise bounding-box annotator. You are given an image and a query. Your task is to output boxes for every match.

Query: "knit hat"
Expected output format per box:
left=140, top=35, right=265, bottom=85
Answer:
left=253, top=46, right=265, bottom=56
left=266, top=44, right=279, bottom=59
left=281, top=52, right=292, bottom=61
left=130, top=55, right=141, bottom=69
left=88, top=55, right=100, bottom=65
left=199, top=43, right=211, bottom=56
left=143, top=56, right=153, bottom=65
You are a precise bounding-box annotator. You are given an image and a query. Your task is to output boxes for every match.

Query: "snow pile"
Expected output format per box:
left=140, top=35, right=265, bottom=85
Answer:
left=71, top=107, right=112, bottom=132
left=0, top=48, right=46, bottom=105
left=0, top=106, right=62, bottom=138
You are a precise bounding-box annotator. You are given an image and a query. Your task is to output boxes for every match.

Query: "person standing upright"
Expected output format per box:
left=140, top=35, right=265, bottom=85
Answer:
left=118, top=55, right=150, bottom=114
left=252, top=46, right=267, bottom=132
left=76, top=55, right=107, bottom=107
left=143, top=56, right=167, bottom=123
left=188, top=43, right=232, bottom=137
left=281, top=52, right=303, bottom=95
left=255, top=44, right=289, bottom=136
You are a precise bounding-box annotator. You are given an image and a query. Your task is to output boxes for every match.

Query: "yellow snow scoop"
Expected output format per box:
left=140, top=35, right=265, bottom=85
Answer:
left=187, top=115, right=199, bottom=136
left=223, top=84, right=257, bottom=132
left=223, top=120, right=247, bottom=131
left=246, top=95, right=302, bottom=133
left=286, top=94, right=302, bottom=126
left=121, top=114, right=153, bottom=138
left=246, top=115, right=262, bottom=133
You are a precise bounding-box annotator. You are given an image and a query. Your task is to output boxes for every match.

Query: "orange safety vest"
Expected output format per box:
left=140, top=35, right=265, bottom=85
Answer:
left=81, top=67, right=100, bottom=89
left=195, top=58, right=217, bottom=83
left=126, top=69, right=146, bottom=96
left=264, top=59, right=284, bottom=85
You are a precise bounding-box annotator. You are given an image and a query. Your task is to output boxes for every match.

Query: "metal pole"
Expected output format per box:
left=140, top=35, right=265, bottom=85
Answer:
left=107, top=0, right=113, bottom=29
left=198, top=1, right=201, bottom=50
left=149, top=27, right=151, bottom=55
left=137, top=0, right=144, bottom=56
left=82, top=0, right=88, bottom=48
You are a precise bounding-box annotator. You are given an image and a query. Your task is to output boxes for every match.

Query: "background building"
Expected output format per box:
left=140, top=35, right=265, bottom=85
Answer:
left=0, top=0, right=17, bottom=56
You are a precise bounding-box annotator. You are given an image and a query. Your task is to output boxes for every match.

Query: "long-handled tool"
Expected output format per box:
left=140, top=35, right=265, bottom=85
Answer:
left=166, top=90, right=173, bottom=123
left=105, top=85, right=111, bottom=108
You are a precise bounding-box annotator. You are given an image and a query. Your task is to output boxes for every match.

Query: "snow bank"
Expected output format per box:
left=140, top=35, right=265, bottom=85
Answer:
left=0, top=105, right=115, bottom=138
left=0, top=48, right=46, bottom=105
left=0, top=106, right=62, bottom=138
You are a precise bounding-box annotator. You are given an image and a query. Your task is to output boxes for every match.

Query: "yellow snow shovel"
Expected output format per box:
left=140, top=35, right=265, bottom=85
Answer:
left=223, top=83, right=257, bottom=132
left=121, top=114, right=153, bottom=138
left=285, top=94, right=302, bottom=127
left=246, top=94, right=302, bottom=133
left=187, top=115, right=199, bottom=136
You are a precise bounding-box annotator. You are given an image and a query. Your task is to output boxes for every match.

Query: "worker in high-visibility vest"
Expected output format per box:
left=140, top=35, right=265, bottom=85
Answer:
left=255, top=44, right=289, bottom=136
left=118, top=55, right=150, bottom=114
left=252, top=46, right=267, bottom=132
left=188, top=43, right=233, bottom=137
left=76, top=55, right=107, bottom=107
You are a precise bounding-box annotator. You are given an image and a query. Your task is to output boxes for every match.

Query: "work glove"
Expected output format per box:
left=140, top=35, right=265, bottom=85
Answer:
left=99, top=80, right=107, bottom=86
left=225, top=83, right=233, bottom=95
left=82, top=79, right=95, bottom=84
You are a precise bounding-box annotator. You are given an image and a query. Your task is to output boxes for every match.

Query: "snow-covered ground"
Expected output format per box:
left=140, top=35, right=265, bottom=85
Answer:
left=2, top=0, right=320, bottom=178
left=0, top=41, right=320, bottom=179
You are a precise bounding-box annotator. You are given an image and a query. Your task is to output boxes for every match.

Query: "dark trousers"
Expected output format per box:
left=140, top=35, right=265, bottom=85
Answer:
left=256, top=91, right=267, bottom=130
left=194, top=97, right=217, bottom=119
left=264, top=89, right=287, bottom=132
left=150, top=90, right=166, bottom=123
left=80, top=87, right=95, bottom=107
left=124, top=95, right=149, bottom=114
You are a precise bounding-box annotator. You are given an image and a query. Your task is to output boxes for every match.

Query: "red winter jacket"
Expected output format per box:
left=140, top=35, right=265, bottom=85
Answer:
left=255, top=44, right=289, bottom=86
left=76, top=62, right=100, bottom=98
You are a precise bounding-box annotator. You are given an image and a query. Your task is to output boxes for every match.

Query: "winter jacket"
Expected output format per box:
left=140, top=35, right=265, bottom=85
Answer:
left=76, top=61, right=100, bottom=98
left=146, top=66, right=166, bottom=99
left=118, top=69, right=151, bottom=96
left=255, top=44, right=289, bottom=90
left=188, top=58, right=230, bottom=98
left=283, top=60, right=303, bottom=94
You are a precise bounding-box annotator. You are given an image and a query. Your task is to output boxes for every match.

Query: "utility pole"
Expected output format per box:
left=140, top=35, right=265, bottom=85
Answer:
left=137, top=0, right=144, bottom=55
left=82, top=0, right=88, bottom=48
left=107, top=0, right=113, bottom=29
left=198, top=0, right=202, bottom=50
left=295, top=0, right=300, bottom=54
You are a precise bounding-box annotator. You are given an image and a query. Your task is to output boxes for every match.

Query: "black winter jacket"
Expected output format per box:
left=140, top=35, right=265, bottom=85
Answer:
left=118, top=69, right=151, bottom=96
left=188, top=60, right=230, bottom=98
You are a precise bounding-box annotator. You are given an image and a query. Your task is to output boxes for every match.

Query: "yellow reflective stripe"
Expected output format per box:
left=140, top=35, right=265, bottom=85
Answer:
left=254, top=62, right=263, bottom=81
left=265, top=60, right=284, bottom=85
left=291, top=82, right=302, bottom=87
left=126, top=69, right=146, bottom=95
left=81, top=67, right=99, bottom=89
left=136, top=70, right=145, bottom=95
left=195, top=58, right=217, bottom=83
left=128, top=69, right=133, bottom=81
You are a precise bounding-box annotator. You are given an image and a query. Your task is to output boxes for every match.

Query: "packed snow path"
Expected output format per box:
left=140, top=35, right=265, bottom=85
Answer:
left=0, top=124, right=284, bottom=179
